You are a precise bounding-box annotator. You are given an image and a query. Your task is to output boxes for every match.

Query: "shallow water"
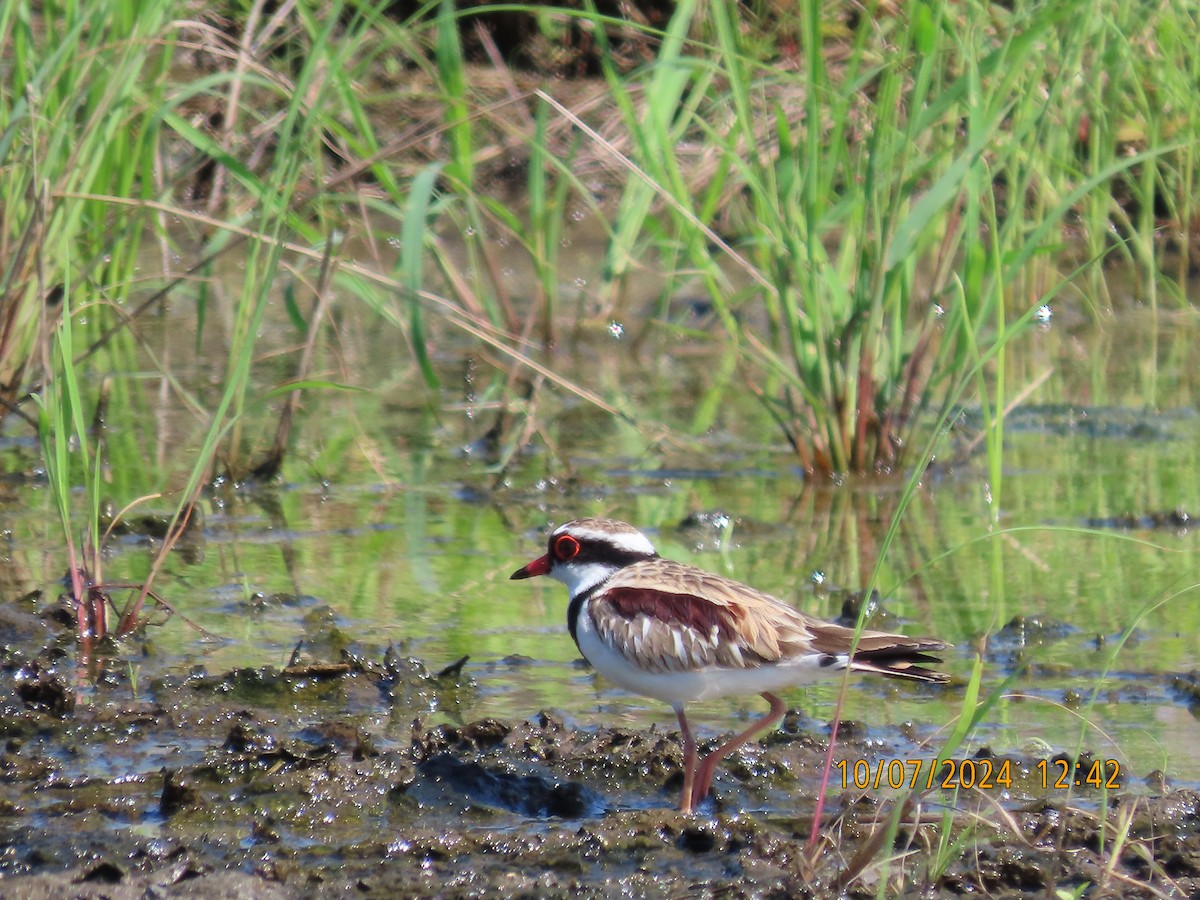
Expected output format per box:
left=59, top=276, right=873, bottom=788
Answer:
left=3, top=245, right=1200, bottom=804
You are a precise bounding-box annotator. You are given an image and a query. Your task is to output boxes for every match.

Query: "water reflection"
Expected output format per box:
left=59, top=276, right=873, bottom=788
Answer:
left=3, top=251, right=1199, bottom=789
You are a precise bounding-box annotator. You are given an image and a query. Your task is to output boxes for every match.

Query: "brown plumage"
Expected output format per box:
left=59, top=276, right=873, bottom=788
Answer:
left=511, top=517, right=950, bottom=813
left=591, top=558, right=949, bottom=681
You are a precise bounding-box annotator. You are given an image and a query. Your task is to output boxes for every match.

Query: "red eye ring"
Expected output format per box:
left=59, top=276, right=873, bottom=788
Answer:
left=554, top=534, right=581, bottom=560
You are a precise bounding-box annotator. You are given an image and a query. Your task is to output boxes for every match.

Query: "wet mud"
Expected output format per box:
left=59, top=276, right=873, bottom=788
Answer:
left=2, top=620, right=1199, bottom=899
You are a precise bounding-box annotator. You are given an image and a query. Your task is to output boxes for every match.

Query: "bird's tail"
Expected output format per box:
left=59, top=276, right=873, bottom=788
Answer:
left=847, top=636, right=951, bottom=684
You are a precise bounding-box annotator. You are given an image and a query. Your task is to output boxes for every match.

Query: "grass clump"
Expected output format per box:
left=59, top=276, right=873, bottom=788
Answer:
left=2, top=0, right=392, bottom=641
left=554, top=0, right=1188, bottom=476
left=2, top=0, right=185, bottom=644
left=0, top=0, right=173, bottom=415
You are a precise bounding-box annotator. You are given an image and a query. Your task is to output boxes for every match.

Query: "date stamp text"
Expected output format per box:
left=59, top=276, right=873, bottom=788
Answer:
left=835, top=757, right=1122, bottom=791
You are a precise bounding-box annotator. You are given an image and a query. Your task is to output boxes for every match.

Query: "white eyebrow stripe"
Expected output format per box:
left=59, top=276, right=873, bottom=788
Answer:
left=554, top=525, right=657, bottom=556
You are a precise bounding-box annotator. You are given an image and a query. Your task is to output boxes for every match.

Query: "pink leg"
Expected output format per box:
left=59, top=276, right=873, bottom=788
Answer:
left=691, top=692, right=788, bottom=810
left=674, top=704, right=698, bottom=814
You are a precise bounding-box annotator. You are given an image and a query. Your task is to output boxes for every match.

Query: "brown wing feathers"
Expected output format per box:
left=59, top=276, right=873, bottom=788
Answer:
left=592, top=559, right=949, bottom=682
left=593, top=587, right=771, bottom=672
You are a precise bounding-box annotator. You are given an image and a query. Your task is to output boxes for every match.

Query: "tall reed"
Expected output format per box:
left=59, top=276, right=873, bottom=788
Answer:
left=0, top=0, right=173, bottom=415
left=5, top=0, right=397, bottom=639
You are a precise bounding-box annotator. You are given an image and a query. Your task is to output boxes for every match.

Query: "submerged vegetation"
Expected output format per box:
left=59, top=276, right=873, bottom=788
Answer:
left=3, top=0, right=1200, bottom=894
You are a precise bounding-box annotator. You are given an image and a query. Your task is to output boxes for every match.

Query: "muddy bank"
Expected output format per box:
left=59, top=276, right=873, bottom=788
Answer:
left=1, top=630, right=1198, bottom=898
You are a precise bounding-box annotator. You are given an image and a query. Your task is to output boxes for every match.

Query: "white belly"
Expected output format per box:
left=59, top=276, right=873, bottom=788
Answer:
left=574, top=604, right=837, bottom=705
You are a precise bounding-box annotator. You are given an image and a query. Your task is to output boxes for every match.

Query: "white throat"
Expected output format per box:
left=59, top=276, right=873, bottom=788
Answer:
left=551, top=560, right=619, bottom=599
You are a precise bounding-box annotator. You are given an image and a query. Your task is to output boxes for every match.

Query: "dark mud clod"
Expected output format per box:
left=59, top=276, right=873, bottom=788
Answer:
left=535, top=711, right=565, bottom=732
left=412, top=754, right=605, bottom=818
left=160, top=769, right=200, bottom=816
left=223, top=719, right=278, bottom=754
left=1169, top=669, right=1200, bottom=711
left=677, top=823, right=718, bottom=853
left=412, top=718, right=513, bottom=759
left=78, top=860, right=125, bottom=884
left=459, top=718, right=512, bottom=747
left=13, top=663, right=72, bottom=714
